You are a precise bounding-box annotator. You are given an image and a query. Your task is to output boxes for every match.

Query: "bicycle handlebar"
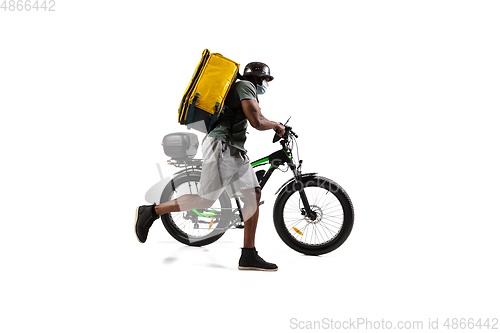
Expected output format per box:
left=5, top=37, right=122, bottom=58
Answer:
left=273, top=123, right=298, bottom=143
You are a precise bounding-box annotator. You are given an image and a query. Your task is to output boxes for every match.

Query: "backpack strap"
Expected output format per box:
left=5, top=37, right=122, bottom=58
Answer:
left=208, top=102, right=220, bottom=132
left=186, top=93, right=200, bottom=130
left=236, top=72, right=246, bottom=81
left=222, top=105, right=235, bottom=146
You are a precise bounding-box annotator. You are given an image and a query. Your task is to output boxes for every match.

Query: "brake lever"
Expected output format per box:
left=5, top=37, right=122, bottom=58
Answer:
left=272, top=121, right=296, bottom=142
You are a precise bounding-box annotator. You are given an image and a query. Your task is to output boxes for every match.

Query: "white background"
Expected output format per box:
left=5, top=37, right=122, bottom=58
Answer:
left=1, top=1, right=499, bottom=332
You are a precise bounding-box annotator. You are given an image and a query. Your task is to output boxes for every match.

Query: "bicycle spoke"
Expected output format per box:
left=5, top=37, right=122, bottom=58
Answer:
left=318, top=191, right=333, bottom=211
left=312, top=225, right=321, bottom=244
left=283, top=216, right=306, bottom=223
left=317, top=190, right=328, bottom=208
left=321, top=213, right=344, bottom=220
left=319, top=205, right=341, bottom=215
left=284, top=218, right=306, bottom=229
left=318, top=221, right=341, bottom=235
left=322, top=202, right=342, bottom=211
left=321, top=221, right=343, bottom=231
left=315, top=223, right=330, bottom=243
left=286, top=199, right=300, bottom=210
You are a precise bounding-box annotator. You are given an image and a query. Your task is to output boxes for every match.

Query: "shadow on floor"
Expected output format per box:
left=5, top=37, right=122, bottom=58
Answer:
left=162, top=245, right=233, bottom=270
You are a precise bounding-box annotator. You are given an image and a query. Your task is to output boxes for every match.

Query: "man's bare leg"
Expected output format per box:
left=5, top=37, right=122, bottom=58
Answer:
left=154, top=194, right=214, bottom=216
left=136, top=194, right=214, bottom=243
left=241, top=187, right=261, bottom=248
left=238, top=187, right=277, bottom=270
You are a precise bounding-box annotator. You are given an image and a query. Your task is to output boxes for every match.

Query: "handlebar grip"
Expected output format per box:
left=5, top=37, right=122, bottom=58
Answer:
left=273, top=124, right=285, bottom=143
left=272, top=123, right=297, bottom=142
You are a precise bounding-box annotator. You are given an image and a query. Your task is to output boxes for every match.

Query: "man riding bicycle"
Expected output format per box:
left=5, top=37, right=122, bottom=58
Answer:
left=135, top=62, right=286, bottom=271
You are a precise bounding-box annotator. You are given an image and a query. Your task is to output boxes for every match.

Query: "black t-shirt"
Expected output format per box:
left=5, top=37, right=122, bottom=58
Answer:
left=207, top=80, right=257, bottom=152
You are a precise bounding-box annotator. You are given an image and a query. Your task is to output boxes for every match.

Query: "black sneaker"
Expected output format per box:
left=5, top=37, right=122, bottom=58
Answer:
left=238, top=247, right=278, bottom=271
left=134, top=204, right=159, bottom=243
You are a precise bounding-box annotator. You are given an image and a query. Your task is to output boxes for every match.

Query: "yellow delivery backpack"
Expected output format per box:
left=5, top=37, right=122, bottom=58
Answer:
left=178, top=49, right=240, bottom=133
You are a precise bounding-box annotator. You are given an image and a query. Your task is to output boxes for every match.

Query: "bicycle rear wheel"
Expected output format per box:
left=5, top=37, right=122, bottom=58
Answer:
left=160, top=172, right=232, bottom=246
left=273, top=175, right=354, bottom=255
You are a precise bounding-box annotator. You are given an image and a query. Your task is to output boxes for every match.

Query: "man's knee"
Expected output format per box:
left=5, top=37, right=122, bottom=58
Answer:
left=203, top=198, right=216, bottom=209
left=254, top=187, right=261, bottom=201
left=197, top=196, right=216, bottom=209
left=242, top=187, right=261, bottom=204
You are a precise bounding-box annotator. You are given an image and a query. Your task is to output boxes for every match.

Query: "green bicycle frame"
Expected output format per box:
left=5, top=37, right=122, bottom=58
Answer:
left=250, top=148, right=292, bottom=190
left=187, top=139, right=314, bottom=221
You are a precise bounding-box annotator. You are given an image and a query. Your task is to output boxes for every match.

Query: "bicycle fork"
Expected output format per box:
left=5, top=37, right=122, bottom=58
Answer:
left=292, top=167, right=317, bottom=221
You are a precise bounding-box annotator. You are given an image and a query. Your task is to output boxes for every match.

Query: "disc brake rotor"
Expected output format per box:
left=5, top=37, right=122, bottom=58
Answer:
left=304, top=205, right=323, bottom=224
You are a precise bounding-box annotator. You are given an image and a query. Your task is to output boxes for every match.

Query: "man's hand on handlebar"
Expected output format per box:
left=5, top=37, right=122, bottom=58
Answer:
left=274, top=123, right=286, bottom=137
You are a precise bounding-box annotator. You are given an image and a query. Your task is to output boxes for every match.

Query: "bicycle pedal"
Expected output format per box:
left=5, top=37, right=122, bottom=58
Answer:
left=234, top=222, right=244, bottom=229
left=259, top=200, right=265, bottom=206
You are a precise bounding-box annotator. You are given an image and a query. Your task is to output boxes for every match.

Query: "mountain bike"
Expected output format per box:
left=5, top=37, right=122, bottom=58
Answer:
left=159, top=120, right=354, bottom=255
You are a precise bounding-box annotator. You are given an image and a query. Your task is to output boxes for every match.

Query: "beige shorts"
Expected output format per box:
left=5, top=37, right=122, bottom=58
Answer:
left=198, top=136, right=260, bottom=201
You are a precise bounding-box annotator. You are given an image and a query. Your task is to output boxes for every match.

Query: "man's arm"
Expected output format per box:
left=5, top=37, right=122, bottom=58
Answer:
left=241, top=99, right=285, bottom=136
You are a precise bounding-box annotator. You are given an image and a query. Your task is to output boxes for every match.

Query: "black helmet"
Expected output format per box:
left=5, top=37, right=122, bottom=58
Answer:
left=243, top=62, right=274, bottom=81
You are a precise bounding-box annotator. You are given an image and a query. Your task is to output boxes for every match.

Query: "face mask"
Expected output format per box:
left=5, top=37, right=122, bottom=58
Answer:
left=256, top=80, right=268, bottom=95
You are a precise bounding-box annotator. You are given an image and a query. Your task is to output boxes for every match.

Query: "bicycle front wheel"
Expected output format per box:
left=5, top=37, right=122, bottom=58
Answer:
left=273, top=175, right=354, bottom=255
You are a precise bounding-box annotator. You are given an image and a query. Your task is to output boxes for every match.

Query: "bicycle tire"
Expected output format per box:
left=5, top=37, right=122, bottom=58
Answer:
left=273, top=175, right=354, bottom=255
left=160, top=172, right=232, bottom=247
